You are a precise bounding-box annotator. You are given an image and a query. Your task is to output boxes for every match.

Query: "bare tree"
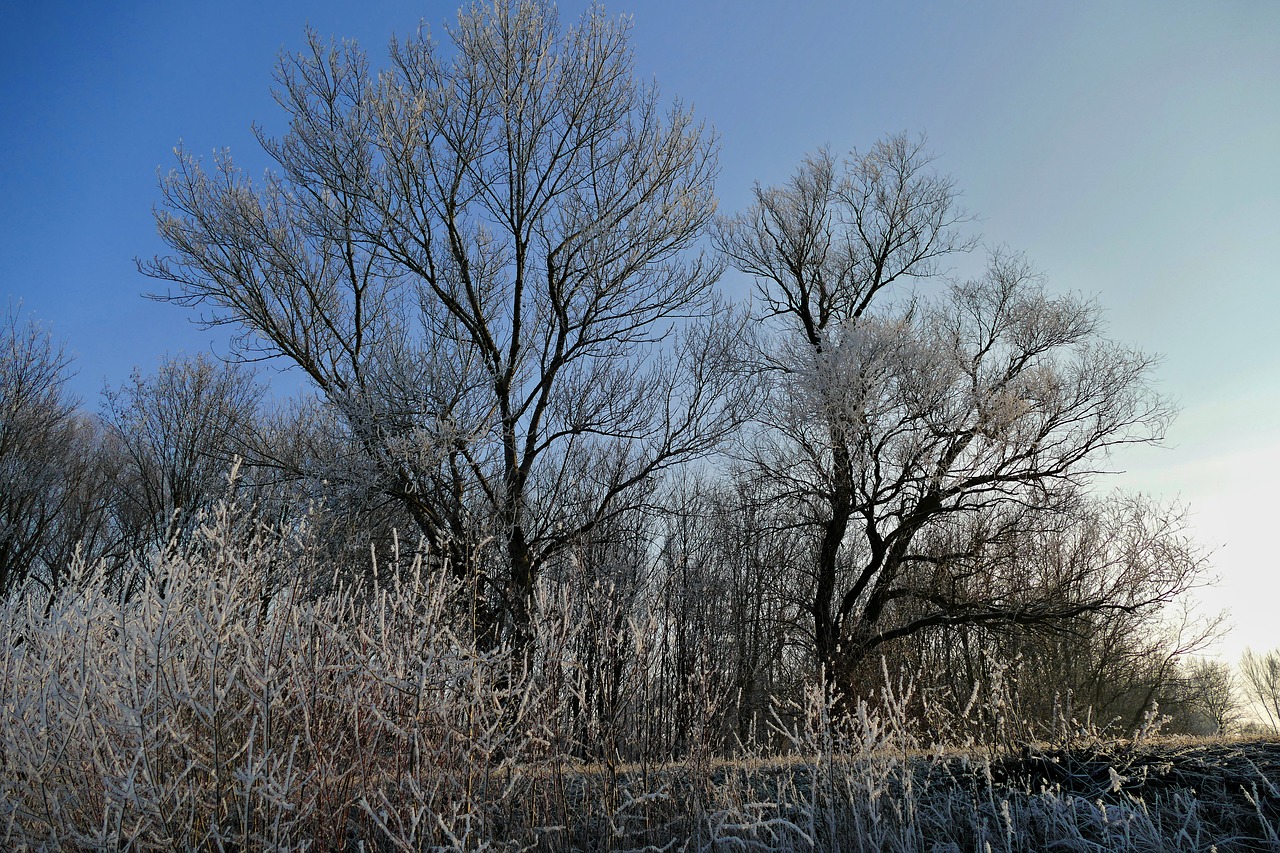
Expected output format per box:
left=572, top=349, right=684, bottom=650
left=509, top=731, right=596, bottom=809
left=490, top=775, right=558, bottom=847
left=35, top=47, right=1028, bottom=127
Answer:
left=1239, top=647, right=1280, bottom=733
left=717, top=136, right=1189, bottom=704
left=34, top=414, right=122, bottom=588
left=101, top=353, right=266, bottom=557
left=143, top=0, right=748, bottom=648
left=1174, top=658, right=1241, bottom=735
left=0, top=306, right=94, bottom=594
left=648, top=473, right=808, bottom=750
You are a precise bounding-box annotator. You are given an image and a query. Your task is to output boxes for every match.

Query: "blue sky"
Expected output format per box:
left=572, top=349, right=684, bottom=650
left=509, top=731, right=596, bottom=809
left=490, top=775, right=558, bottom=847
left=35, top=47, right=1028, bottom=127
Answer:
left=2, top=1, right=1278, bottom=660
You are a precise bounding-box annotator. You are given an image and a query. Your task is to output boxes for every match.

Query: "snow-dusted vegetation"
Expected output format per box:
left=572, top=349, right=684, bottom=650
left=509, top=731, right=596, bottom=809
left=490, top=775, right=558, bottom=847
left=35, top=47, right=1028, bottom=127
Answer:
left=2, top=1, right=1276, bottom=848
left=0, top=501, right=1276, bottom=849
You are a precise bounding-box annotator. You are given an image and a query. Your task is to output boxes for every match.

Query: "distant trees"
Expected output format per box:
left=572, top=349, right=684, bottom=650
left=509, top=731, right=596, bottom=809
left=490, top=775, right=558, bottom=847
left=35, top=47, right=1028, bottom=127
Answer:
left=1, top=305, right=72, bottom=593
left=143, top=0, right=749, bottom=650
left=1, top=306, right=269, bottom=597
left=101, top=353, right=265, bottom=557
left=1174, top=658, right=1241, bottom=735
left=1240, top=648, right=1280, bottom=733
left=0, top=306, right=114, bottom=593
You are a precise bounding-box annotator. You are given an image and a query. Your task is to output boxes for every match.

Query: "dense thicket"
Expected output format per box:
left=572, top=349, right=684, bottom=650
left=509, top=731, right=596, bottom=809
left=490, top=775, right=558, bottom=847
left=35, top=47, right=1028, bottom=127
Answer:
left=1, top=0, right=1236, bottom=767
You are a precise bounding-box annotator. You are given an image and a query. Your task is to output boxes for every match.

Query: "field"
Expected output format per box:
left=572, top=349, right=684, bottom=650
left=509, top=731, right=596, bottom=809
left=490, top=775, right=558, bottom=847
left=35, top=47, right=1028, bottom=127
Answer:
left=485, top=737, right=1280, bottom=851
left=1, top=511, right=1276, bottom=851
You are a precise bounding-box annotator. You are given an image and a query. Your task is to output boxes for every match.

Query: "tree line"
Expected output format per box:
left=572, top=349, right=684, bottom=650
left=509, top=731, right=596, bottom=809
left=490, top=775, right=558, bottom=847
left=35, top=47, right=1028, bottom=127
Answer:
left=1, top=0, right=1251, bottom=749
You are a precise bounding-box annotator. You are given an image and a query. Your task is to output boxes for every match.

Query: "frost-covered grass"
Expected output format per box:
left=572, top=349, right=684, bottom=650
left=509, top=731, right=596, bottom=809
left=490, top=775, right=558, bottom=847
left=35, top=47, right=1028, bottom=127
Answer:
left=0, top=505, right=1276, bottom=851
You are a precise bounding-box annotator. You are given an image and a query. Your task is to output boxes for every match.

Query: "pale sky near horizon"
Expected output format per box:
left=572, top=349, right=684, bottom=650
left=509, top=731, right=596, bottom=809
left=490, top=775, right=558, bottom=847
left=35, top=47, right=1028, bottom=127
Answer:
left=2, top=2, right=1277, bottom=663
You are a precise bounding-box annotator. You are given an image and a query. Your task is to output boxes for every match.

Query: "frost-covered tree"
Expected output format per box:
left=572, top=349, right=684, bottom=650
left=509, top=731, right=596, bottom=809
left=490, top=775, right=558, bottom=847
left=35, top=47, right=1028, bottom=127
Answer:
left=1172, top=657, right=1240, bottom=735
left=1240, top=647, right=1280, bottom=733
left=717, top=136, right=1193, bottom=703
left=101, top=353, right=265, bottom=556
left=0, top=306, right=119, bottom=594
left=143, top=0, right=748, bottom=649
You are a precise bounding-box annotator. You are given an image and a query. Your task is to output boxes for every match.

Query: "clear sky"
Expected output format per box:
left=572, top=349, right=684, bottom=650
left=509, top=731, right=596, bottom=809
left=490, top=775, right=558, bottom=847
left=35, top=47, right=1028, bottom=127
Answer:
left=2, top=1, right=1277, bottom=662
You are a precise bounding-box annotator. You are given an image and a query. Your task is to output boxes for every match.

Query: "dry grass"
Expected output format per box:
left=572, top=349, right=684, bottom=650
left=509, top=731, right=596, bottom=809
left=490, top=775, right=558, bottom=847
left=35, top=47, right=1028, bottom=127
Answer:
left=0, top=504, right=1276, bottom=851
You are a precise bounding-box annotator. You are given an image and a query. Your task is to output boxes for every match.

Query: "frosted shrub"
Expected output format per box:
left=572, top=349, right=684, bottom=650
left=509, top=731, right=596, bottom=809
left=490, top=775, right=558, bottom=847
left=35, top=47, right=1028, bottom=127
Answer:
left=0, top=503, right=549, bottom=849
